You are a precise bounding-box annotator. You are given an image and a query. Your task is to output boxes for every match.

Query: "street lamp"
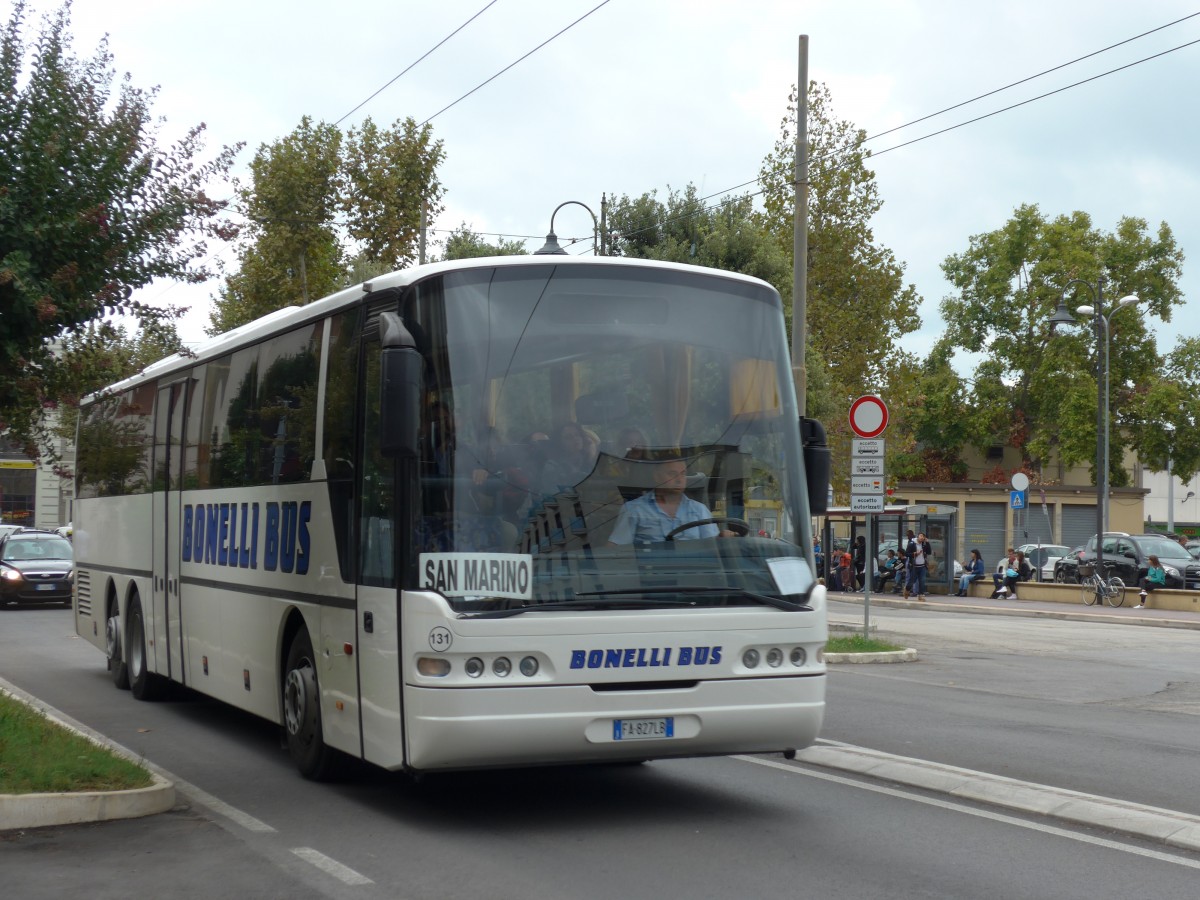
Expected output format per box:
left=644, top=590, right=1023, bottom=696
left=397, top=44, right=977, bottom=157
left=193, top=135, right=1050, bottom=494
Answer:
left=533, top=201, right=600, bottom=256
left=1047, top=275, right=1140, bottom=580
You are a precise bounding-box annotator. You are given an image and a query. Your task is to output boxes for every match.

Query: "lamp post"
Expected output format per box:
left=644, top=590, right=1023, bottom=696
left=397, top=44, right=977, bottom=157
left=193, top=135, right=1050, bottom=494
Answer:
left=1047, top=276, right=1140, bottom=580
left=533, top=201, right=600, bottom=256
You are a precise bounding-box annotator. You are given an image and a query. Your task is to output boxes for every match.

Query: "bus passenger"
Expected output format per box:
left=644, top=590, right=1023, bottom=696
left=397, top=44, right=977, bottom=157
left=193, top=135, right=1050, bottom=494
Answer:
left=608, top=459, right=733, bottom=544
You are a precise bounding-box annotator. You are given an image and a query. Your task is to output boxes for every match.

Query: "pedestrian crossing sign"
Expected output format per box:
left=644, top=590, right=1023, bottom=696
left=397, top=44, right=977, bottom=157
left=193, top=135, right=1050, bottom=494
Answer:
left=1010, top=490, right=1026, bottom=509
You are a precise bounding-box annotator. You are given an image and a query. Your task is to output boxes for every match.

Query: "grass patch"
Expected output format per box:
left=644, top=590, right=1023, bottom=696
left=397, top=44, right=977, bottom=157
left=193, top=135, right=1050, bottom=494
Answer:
left=826, top=634, right=905, bottom=654
left=0, top=692, right=152, bottom=795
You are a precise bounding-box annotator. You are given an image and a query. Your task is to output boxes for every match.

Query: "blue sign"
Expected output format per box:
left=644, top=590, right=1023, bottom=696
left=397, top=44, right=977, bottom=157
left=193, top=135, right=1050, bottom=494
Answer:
left=1010, top=490, right=1027, bottom=510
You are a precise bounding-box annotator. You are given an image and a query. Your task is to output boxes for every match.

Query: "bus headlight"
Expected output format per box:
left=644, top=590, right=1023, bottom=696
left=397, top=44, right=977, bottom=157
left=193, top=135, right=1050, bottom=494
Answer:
left=464, top=657, right=485, bottom=678
left=742, top=648, right=760, bottom=668
left=790, top=647, right=807, bottom=666
left=766, top=648, right=783, bottom=668
left=519, top=655, right=539, bottom=677
left=493, top=656, right=512, bottom=677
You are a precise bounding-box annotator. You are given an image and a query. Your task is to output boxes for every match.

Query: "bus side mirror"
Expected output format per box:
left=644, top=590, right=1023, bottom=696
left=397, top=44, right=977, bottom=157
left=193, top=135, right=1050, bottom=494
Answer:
left=801, top=417, right=830, bottom=515
left=379, top=312, right=424, bottom=458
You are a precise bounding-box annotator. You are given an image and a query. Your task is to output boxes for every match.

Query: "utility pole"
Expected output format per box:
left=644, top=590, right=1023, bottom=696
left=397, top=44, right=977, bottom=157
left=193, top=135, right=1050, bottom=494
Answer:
left=792, top=35, right=809, bottom=416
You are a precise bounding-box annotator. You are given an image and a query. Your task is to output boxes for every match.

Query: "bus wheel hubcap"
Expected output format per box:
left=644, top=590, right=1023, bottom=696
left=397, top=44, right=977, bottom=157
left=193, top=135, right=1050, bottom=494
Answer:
left=284, top=666, right=316, bottom=737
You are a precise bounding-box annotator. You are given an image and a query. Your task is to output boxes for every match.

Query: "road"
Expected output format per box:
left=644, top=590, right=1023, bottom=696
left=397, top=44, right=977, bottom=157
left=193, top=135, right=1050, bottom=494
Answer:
left=2, top=605, right=1199, bottom=899
left=824, top=598, right=1200, bottom=816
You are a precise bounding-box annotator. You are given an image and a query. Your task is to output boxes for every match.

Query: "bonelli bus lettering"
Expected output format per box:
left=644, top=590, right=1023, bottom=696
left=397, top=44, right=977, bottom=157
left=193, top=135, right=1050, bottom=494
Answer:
left=73, top=255, right=830, bottom=780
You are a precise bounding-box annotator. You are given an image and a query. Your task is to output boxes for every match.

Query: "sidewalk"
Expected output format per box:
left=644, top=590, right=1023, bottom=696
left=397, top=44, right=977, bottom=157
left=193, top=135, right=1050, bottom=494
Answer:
left=828, top=588, right=1200, bottom=630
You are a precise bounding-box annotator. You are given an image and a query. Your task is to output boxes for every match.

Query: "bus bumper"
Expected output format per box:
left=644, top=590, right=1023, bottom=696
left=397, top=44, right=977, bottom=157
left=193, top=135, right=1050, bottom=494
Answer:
left=401, top=673, right=825, bottom=771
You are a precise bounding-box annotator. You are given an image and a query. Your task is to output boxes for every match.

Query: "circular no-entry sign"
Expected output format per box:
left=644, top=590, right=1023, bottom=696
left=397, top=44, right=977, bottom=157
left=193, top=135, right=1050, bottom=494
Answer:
left=849, top=395, right=889, bottom=439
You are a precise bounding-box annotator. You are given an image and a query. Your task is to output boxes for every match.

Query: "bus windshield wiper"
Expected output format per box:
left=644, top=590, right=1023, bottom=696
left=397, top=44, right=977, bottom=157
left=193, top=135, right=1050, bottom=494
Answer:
left=461, top=596, right=702, bottom=619
left=578, top=586, right=810, bottom=612
left=461, top=587, right=809, bottom=618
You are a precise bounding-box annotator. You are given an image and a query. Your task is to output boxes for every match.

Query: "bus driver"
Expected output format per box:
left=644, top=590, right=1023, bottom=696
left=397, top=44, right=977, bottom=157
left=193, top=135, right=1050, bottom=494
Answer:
left=608, top=458, right=735, bottom=544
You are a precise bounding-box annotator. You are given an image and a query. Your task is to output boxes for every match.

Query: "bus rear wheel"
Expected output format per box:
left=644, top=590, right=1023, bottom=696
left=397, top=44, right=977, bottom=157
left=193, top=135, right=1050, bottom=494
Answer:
left=107, top=599, right=129, bottom=690
left=128, top=594, right=168, bottom=701
left=283, top=629, right=336, bottom=780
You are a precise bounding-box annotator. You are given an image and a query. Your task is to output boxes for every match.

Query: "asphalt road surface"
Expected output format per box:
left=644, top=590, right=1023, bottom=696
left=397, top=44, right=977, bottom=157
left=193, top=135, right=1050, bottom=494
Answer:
left=3, top=605, right=1199, bottom=899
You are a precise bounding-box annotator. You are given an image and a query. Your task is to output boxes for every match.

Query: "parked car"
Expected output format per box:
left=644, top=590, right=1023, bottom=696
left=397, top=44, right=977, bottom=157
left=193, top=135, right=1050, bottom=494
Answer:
left=0, top=524, right=24, bottom=541
left=0, top=529, right=75, bottom=607
left=1053, top=533, right=1128, bottom=584
left=1053, top=545, right=1087, bottom=582
left=1015, top=543, right=1071, bottom=581
left=1055, top=533, right=1197, bottom=590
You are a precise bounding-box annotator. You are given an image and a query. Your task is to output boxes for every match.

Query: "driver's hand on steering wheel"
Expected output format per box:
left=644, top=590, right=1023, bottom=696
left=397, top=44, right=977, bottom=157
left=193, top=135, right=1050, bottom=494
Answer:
left=718, top=529, right=737, bottom=538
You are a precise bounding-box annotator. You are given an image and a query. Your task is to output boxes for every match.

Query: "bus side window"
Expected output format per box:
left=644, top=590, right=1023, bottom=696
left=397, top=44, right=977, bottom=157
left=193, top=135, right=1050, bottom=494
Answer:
left=323, top=309, right=360, bottom=582
left=358, top=339, right=394, bottom=587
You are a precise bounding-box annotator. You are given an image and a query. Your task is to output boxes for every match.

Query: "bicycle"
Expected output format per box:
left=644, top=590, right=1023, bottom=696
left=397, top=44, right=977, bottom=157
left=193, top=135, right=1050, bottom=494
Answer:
left=1078, top=562, right=1126, bottom=608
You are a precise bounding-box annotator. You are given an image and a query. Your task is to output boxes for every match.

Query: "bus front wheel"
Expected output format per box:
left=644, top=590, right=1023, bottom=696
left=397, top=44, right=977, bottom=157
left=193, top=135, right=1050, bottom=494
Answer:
left=283, top=630, right=336, bottom=780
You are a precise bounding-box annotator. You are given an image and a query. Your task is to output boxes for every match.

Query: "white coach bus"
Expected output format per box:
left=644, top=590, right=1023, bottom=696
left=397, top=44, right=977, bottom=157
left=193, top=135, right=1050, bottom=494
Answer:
left=73, top=256, right=831, bottom=779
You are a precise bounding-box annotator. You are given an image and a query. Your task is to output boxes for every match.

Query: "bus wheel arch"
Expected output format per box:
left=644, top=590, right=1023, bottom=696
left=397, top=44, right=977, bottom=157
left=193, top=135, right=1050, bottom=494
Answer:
left=106, top=582, right=129, bottom=690
left=281, top=617, right=337, bottom=780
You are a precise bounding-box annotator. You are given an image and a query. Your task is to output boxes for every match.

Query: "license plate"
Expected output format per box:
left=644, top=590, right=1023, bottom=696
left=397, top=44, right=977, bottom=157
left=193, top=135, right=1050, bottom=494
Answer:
left=36, top=583, right=57, bottom=591
left=613, top=717, right=674, bottom=741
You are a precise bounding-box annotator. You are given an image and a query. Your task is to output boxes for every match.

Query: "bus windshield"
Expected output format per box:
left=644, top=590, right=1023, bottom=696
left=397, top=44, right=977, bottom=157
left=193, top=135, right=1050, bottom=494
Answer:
left=403, top=263, right=815, bottom=612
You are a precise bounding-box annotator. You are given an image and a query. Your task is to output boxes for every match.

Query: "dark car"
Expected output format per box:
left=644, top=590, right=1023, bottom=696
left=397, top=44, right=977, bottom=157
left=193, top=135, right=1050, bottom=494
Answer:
left=1056, top=533, right=1196, bottom=590
left=0, top=530, right=74, bottom=607
left=1052, top=544, right=1088, bottom=583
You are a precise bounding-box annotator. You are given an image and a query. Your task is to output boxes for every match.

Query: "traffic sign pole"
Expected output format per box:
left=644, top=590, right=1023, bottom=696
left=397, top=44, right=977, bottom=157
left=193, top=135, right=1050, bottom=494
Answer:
left=848, top=396, right=889, bottom=639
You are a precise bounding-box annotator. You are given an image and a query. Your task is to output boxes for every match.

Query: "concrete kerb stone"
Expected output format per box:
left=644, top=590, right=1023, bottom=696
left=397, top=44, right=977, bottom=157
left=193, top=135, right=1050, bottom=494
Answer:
left=796, top=743, right=1200, bottom=853
left=0, top=680, right=175, bottom=832
left=824, top=648, right=918, bottom=664
left=835, top=593, right=1200, bottom=631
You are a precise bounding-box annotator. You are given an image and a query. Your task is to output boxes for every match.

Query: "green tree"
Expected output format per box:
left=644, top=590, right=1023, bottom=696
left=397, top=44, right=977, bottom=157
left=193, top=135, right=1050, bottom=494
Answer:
left=758, top=81, right=921, bottom=400
left=939, top=203, right=1185, bottom=485
left=0, top=1, right=237, bottom=451
left=210, top=115, right=445, bottom=333
left=438, top=224, right=528, bottom=260
left=1125, top=337, right=1200, bottom=484
left=208, top=117, right=343, bottom=333
left=341, top=117, right=445, bottom=270
left=606, top=186, right=792, bottom=290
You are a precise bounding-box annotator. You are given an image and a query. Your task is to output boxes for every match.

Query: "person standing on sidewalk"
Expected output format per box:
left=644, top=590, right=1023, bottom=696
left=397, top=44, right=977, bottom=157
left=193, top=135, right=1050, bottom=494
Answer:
left=906, top=531, right=932, bottom=601
left=1136, top=554, right=1166, bottom=609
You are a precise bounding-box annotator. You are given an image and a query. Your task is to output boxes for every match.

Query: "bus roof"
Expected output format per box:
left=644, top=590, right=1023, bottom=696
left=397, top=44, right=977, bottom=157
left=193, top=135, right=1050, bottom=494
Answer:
left=86, top=256, right=780, bottom=403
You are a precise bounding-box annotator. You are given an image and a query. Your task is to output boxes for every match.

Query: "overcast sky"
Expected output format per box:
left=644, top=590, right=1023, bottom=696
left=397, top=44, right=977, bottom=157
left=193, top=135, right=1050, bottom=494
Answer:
left=25, top=0, right=1200, bottom=364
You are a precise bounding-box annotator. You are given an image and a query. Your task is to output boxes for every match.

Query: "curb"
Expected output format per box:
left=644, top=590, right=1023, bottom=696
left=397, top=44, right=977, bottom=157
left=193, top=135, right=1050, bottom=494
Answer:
left=825, top=648, right=918, bottom=664
left=835, top=594, right=1200, bottom=631
left=795, top=744, right=1200, bottom=852
left=0, top=683, right=175, bottom=832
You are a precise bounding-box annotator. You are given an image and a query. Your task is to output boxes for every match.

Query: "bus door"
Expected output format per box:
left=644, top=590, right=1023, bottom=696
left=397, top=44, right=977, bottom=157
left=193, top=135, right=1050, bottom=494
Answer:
left=354, top=331, right=406, bottom=769
left=152, top=379, right=188, bottom=684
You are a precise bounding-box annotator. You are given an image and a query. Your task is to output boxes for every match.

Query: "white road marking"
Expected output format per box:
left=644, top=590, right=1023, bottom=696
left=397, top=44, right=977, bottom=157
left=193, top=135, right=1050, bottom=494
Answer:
left=291, top=847, right=375, bottom=885
left=170, top=777, right=276, bottom=833
left=735, top=755, right=1200, bottom=870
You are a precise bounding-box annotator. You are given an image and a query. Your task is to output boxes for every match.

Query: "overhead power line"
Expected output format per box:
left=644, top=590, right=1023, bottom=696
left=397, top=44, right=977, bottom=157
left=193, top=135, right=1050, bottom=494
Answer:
left=333, top=1, right=499, bottom=127
left=863, top=10, right=1200, bottom=146
left=420, top=0, right=614, bottom=126
left=615, top=24, right=1200, bottom=245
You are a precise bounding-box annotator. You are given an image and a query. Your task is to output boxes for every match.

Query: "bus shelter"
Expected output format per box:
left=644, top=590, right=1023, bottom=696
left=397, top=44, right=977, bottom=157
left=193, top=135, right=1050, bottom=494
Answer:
left=816, top=503, right=958, bottom=594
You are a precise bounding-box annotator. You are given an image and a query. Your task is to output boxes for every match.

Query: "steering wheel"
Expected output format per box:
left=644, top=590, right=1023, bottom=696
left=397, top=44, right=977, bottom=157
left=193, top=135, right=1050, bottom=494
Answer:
left=665, top=517, right=750, bottom=541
